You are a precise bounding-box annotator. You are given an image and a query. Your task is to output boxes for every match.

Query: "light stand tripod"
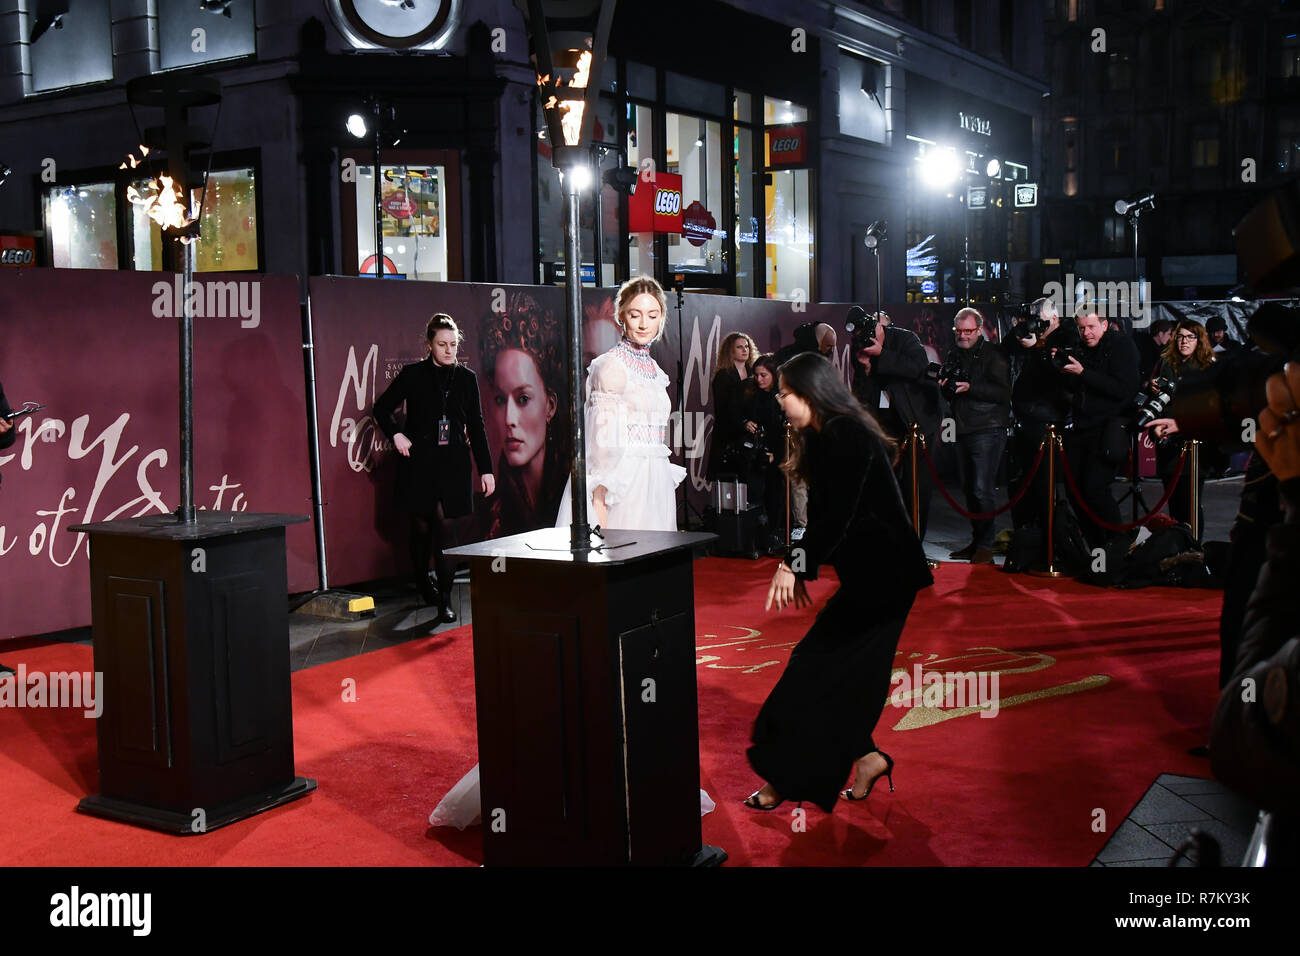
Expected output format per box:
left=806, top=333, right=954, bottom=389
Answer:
left=1116, top=195, right=1155, bottom=522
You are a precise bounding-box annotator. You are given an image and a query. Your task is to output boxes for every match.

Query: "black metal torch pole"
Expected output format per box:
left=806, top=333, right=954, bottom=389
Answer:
left=563, top=168, right=591, bottom=550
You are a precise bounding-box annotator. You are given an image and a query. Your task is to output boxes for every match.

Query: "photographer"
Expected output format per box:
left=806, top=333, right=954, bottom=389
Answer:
left=1210, top=361, right=1300, bottom=832
left=851, top=312, right=942, bottom=540
left=1002, top=296, right=1076, bottom=532
left=1058, top=300, right=1141, bottom=549
left=1147, top=320, right=1215, bottom=535
left=739, top=354, right=787, bottom=552
left=938, top=308, right=1011, bottom=563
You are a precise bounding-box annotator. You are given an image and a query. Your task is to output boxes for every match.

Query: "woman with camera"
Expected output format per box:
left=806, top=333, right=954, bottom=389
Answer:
left=1149, top=319, right=1215, bottom=534
left=744, top=352, right=932, bottom=812
left=737, top=353, right=787, bottom=553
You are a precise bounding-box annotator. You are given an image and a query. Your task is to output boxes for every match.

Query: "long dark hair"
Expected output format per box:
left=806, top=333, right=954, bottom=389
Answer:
left=778, top=352, right=896, bottom=483
left=1159, top=319, right=1215, bottom=375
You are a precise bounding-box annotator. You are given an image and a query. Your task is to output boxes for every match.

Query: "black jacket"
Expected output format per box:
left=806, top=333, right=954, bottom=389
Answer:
left=741, top=381, right=786, bottom=464
left=1211, top=476, right=1300, bottom=811
left=775, top=323, right=820, bottom=367
left=707, top=365, right=750, bottom=480
left=784, top=415, right=932, bottom=596
left=941, top=337, right=1010, bottom=435
left=0, top=379, right=14, bottom=451
left=851, top=325, right=942, bottom=440
left=1064, top=326, right=1141, bottom=431
left=373, top=358, right=493, bottom=518
left=1003, top=322, right=1077, bottom=426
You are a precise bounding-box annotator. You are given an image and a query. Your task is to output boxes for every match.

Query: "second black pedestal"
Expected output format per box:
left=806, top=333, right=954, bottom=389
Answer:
left=447, top=527, right=723, bottom=866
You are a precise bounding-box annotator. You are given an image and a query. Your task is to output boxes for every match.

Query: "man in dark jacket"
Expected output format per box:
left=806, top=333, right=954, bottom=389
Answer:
left=851, top=318, right=943, bottom=541
left=1002, top=296, right=1076, bottom=531
left=940, top=308, right=1011, bottom=563
left=1059, top=301, right=1141, bottom=548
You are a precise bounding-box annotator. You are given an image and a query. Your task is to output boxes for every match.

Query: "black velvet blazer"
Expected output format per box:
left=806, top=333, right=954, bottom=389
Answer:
left=785, top=414, right=932, bottom=599
left=373, top=358, right=493, bottom=518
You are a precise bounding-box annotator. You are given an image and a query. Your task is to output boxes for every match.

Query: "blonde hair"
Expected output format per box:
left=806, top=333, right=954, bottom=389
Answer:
left=716, top=331, right=758, bottom=375
left=615, top=276, right=667, bottom=343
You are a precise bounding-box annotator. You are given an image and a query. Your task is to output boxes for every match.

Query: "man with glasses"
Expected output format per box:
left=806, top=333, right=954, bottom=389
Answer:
left=939, top=308, right=1011, bottom=563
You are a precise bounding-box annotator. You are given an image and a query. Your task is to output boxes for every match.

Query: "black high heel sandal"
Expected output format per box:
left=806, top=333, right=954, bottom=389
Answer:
left=841, top=750, right=894, bottom=801
left=744, top=788, right=791, bottom=811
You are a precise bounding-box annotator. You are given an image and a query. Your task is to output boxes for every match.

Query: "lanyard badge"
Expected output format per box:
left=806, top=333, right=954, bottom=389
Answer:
left=437, top=416, right=450, bottom=446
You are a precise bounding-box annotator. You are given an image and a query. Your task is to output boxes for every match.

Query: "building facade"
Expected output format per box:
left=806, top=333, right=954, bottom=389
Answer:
left=0, top=0, right=1047, bottom=306
left=1040, top=0, right=1300, bottom=301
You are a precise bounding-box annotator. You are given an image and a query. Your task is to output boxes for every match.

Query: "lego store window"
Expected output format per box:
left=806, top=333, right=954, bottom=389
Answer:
left=665, top=112, right=724, bottom=281
left=763, top=97, right=812, bottom=301
left=44, top=182, right=117, bottom=269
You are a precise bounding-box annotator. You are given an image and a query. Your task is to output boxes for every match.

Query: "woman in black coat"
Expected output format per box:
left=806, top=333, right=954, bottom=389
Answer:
left=738, top=353, right=787, bottom=552
left=374, top=314, right=495, bottom=622
left=745, top=352, right=933, bottom=812
left=706, top=332, right=757, bottom=482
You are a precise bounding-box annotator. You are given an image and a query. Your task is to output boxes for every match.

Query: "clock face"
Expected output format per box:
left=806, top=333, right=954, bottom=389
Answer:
left=329, top=0, right=459, bottom=50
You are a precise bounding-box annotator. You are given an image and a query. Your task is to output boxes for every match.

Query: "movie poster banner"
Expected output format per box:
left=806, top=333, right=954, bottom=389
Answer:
left=310, top=278, right=894, bottom=587
left=0, top=269, right=316, bottom=641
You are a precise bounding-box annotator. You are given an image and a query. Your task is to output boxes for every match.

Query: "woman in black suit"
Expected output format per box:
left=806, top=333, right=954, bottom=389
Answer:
left=374, top=314, right=495, bottom=623
left=745, top=352, right=933, bottom=812
left=738, top=353, right=787, bottom=552
left=706, top=332, right=757, bottom=482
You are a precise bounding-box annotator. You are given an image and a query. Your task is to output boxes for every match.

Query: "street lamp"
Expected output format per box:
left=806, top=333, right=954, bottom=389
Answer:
left=515, top=0, right=616, bottom=552
left=124, top=74, right=223, bottom=523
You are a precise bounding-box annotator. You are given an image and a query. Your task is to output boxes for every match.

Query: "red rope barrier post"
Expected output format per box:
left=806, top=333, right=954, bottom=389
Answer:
left=1029, top=425, right=1064, bottom=578
left=909, top=421, right=921, bottom=537
left=1188, top=438, right=1201, bottom=541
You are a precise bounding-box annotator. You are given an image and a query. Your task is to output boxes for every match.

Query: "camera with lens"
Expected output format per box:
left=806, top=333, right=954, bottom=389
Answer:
left=1051, top=347, right=1077, bottom=371
left=936, top=358, right=962, bottom=402
left=721, top=424, right=768, bottom=477
left=1136, top=376, right=1177, bottom=430
left=845, top=305, right=880, bottom=353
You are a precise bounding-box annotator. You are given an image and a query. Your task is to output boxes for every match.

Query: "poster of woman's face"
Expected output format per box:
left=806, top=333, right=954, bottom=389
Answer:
left=477, top=292, right=572, bottom=539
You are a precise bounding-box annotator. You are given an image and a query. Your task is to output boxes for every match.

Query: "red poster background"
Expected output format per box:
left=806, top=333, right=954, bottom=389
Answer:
left=0, top=269, right=316, bottom=640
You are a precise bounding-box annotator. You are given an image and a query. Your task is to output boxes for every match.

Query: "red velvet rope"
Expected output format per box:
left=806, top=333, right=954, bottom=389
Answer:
left=905, top=434, right=1048, bottom=521
left=1055, top=442, right=1188, bottom=532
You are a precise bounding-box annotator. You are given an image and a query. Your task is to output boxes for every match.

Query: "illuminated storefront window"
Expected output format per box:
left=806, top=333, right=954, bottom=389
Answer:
left=764, top=97, right=811, bottom=301
left=355, top=164, right=448, bottom=280
left=129, top=168, right=259, bottom=272
left=44, top=183, right=117, bottom=270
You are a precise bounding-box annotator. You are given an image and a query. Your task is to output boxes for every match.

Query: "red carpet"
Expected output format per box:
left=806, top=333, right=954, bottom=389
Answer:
left=0, top=560, right=1221, bottom=866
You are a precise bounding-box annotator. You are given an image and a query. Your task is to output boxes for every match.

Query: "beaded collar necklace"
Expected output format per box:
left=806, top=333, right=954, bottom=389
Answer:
left=616, top=337, right=658, bottom=377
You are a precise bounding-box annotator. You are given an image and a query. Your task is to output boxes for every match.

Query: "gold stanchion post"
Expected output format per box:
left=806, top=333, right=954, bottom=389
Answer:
left=909, top=421, right=921, bottom=535
left=1188, top=438, right=1201, bottom=541
left=1029, top=425, right=1064, bottom=578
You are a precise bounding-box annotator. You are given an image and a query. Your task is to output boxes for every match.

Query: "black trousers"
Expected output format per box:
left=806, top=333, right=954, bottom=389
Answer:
left=409, top=506, right=453, bottom=602
left=747, top=588, right=916, bottom=812
left=1064, top=426, right=1122, bottom=549
left=1010, top=420, right=1057, bottom=529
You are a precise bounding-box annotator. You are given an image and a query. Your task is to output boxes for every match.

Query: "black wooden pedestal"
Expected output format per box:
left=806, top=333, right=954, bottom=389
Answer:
left=447, top=527, right=725, bottom=867
left=69, top=512, right=316, bottom=834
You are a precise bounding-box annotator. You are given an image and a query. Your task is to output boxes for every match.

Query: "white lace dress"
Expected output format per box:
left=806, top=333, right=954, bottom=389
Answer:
left=554, top=339, right=686, bottom=530
left=430, top=339, right=710, bottom=830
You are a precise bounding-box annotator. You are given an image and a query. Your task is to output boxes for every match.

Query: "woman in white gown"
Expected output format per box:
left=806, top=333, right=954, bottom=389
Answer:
left=430, top=276, right=711, bottom=829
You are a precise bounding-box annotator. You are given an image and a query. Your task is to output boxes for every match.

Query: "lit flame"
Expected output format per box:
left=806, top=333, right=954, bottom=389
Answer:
left=126, top=173, right=198, bottom=241
left=537, top=49, right=592, bottom=147
left=120, top=145, right=198, bottom=240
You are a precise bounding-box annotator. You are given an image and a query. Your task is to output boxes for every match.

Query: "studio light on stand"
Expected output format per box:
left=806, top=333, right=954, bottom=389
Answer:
left=863, top=219, right=887, bottom=322
left=1115, top=192, right=1157, bottom=522
left=348, top=98, right=403, bottom=279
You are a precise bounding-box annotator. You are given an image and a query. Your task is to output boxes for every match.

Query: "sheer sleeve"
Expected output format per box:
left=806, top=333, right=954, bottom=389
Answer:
left=585, top=355, right=636, bottom=509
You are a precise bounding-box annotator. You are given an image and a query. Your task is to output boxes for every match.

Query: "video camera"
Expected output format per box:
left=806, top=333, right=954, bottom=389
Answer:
left=845, top=305, right=880, bottom=353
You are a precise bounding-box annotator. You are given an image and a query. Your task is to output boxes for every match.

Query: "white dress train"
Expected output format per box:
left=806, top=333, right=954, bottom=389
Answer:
left=430, top=340, right=711, bottom=830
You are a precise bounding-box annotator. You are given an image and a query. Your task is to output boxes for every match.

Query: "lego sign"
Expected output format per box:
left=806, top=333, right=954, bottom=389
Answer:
left=628, top=171, right=684, bottom=233
left=0, top=234, right=36, bottom=266
left=767, top=125, right=807, bottom=168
